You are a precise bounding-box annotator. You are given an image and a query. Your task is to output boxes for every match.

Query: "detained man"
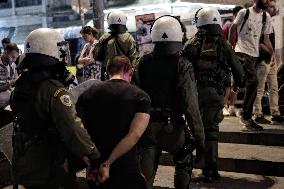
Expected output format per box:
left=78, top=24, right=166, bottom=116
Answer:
left=76, top=55, right=151, bottom=189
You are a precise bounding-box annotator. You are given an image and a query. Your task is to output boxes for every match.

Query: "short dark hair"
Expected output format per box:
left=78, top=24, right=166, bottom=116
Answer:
left=80, top=26, right=98, bottom=37
left=1, top=37, right=10, bottom=44
left=107, top=55, right=131, bottom=75
left=5, top=43, right=19, bottom=53
left=233, top=6, right=243, bottom=16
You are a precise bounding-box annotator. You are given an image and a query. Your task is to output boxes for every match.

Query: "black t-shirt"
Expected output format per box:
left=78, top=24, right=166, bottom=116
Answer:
left=76, top=79, right=151, bottom=173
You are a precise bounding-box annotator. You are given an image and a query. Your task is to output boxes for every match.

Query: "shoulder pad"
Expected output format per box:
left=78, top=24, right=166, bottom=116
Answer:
left=118, top=32, right=134, bottom=42
left=183, top=37, right=201, bottom=57
left=45, top=79, right=68, bottom=98
left=185, top=37, right=201, bottom=50
left=101, top=33, right=111, bottom=40
left=47, top=79, right=64, bottom=87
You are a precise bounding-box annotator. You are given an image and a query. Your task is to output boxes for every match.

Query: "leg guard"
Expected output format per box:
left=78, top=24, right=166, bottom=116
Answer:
left=139, top=145, right=161, bottom=189
left=173, top=151, right=193, bottom=189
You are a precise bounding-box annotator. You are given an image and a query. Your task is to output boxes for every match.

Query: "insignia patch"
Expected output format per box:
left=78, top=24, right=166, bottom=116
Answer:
left=60, top=95, right=72, bottom=107
left=162, top=32, right=168, bottom=39
left=213, top=17, right=217, bottom=22
left=117, top=18, right=121, bottom=22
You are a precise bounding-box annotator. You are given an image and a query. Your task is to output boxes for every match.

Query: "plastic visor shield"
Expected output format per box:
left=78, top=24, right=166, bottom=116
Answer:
left=57, top=41, right=71, bottom=66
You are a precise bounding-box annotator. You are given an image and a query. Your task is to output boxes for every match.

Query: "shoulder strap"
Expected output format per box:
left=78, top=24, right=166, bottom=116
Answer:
left=261, top=12, right=266, bottom=33
left=240, top=9, right=250, bottom=33
left=103, top=34, right=114, bottom=48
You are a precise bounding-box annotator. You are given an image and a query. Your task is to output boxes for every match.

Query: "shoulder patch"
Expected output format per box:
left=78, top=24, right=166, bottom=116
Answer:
left=60, top=95, right=72, bottom=107
left=54, top=88, right=69, bottom=97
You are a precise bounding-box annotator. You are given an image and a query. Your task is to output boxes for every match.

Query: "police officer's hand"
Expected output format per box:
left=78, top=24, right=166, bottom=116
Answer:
left=98, top=162, right=110, bottom=183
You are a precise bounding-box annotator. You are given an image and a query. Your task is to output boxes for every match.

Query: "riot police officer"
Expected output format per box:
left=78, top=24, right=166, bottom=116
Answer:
left=138, top=15, right=205, bottom=189
left=94, top=10, right=139, bottom=81
left=10, top=28, right=100, bottom=189
left=182, top=7, right=244, bottom=182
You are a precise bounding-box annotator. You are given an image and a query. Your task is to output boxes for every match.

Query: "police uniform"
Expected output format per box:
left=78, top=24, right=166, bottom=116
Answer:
left=138, top=16, right=205, bottom=189
left=94, top=10, right=140, bottom=81
left=97, top=32, right=138, bottom=69
left=181, top=7, right=244, bottom=182
left=10, top=28, right=100, bottom=188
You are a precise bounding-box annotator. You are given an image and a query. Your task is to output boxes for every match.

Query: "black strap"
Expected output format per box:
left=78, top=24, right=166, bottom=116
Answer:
left=261, top=11, right=266, bottom=34
left=240, top=9, right=249, bottom=33
left=240, top=9, right=266, bottom=34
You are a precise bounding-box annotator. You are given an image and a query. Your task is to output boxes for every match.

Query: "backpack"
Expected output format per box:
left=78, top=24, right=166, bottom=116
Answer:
left=239, top=9, right=272, bottom=63
left=93, top=34, right=114, bottom=63
left=196, top=35, right=231, bottom=89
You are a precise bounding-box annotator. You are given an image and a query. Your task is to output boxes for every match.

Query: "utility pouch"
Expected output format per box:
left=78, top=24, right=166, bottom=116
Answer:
left=12, top=134, right=53, bottom=185
left=157, top=121, right=186, bottom=154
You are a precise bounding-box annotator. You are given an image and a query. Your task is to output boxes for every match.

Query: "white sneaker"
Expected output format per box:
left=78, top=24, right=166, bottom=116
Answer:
left=223, top=107, right=230, bottom=116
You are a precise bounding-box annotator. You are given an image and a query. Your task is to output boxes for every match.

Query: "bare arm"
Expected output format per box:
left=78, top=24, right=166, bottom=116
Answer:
left=78, top=45, right=93, bottom=65
left=263, top=34, right=273, bottom=55
left=105, top=112, right=149, bottom=165
left=98, top=112, right=150, bottom=183
left=78, top=45, right=86, bottom=65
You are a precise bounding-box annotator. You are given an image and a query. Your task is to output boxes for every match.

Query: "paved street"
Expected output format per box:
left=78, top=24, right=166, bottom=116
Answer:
left=1, top=116, right=284, bottom=188
left=4, top=167, right=284, bottom=189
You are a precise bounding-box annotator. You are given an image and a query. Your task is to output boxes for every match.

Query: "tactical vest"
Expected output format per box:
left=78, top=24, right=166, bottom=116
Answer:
left=11, top=74, right=49, bottom=135
left=10, top=72, right=63, bottom=185
left=139, top=53, right=182, bottom=119
left=187, top=34, right=231, bottom=89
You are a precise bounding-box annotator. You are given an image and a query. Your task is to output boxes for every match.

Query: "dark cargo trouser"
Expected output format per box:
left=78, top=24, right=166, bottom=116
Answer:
left=199, top=105, right=223, bottom=174
left=198, top=87, right=224, bottom=175
left=139, top=121, right=193, bottom=189
left=236, top=52, right=258, bottom=119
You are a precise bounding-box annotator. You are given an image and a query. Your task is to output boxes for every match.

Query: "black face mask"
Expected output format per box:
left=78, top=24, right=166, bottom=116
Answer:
left=257, top=1, right=268, bottom=9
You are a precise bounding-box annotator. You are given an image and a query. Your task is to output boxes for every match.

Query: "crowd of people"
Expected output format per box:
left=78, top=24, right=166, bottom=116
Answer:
left=0, top=0, right=283, bottom=188
left=223, top=0, right=284, bottom=128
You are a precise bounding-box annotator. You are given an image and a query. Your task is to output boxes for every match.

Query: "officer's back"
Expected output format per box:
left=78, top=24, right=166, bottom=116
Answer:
left=94, top=10, right=139, bottom=81
left=138, top=16, right=204, bottom=189
left=139, top=53, right=179, bottom=110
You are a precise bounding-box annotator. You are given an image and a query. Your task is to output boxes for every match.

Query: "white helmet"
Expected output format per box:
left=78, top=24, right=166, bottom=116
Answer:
left=107, top=10, right=127, bottom=26
left=195, top=7, right=222, bottom=28
left=151, top=16, right=184, bottom=42
left=24, top=28, right=70, bottom=64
